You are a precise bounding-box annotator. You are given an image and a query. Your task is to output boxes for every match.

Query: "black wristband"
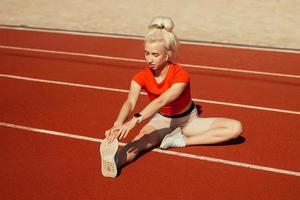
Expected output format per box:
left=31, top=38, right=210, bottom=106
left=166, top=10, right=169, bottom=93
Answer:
left=134, top=113, right=143, bottom=123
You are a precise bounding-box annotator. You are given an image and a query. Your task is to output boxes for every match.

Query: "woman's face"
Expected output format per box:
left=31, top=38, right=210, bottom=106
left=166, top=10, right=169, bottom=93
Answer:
left=144, top=41, right=168, bottom=71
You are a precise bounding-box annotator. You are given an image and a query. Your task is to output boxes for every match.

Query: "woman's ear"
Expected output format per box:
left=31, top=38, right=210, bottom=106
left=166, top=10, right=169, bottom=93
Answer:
left=166, top=55, right=169, bottom=61
left=166, top=51, right=172, bottom=61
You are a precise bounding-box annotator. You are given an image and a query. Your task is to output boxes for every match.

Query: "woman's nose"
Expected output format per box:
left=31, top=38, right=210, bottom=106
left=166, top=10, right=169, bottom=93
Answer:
left=148, top=55, right=154, bottom=62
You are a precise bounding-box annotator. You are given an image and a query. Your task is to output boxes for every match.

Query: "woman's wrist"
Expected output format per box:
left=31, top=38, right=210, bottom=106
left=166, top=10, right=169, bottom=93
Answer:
left=133, top=113, right=143, bottom=123
left=130, top=117, right=139, bottom=126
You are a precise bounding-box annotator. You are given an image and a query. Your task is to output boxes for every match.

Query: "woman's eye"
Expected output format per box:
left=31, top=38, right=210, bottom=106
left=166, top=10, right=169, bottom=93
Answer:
left=153, top=54, right=160, bottom=57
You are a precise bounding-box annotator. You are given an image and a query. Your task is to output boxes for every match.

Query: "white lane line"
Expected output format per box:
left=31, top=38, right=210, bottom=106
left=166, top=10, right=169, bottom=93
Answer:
left=183, top=63, right=300, bottom=79
left=0, top=45, right=144, bottom=63
left=192, top=98, right=300, bottom=116
left=1, top=26, right=300, bottom=54
left=1, top=121, right=299, bottom=177
left=0, top=122, right=101, bottom=143
left=1, top=45, right=300, bottom=79
left=1, top=73, right=300, bottom=116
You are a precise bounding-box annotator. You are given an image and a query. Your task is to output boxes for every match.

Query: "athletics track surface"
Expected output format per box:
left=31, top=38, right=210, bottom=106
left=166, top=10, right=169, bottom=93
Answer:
left=0, top=27, right=300, bottom=199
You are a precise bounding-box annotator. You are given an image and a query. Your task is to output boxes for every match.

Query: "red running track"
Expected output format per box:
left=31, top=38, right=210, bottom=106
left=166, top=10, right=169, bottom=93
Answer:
left=0, top=27, right=300, bottom=199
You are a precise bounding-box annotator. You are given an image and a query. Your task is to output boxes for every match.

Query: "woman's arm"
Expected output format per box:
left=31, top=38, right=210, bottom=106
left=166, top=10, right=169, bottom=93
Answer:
left=113, top=81, right=141, bottom=126
left=107, top=82, right=187, bottom=142
left=139, top=82, right=187, bottom=120
left=105, top=81, right=141, bottom=138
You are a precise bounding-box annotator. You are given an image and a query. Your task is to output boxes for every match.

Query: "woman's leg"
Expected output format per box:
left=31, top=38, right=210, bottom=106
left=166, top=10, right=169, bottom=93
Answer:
left=116, top=125, right=171, bottom=168
left=183, top=118, right=243, bottom=145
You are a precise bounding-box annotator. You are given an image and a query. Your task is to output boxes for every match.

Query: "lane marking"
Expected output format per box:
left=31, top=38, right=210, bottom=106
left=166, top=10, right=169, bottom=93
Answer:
left=1, top=121, right=299, bottom=177
left=1, top=45, right=300, bottom=79
left=1, top=25, right=300, bottom=54
left=1, top=73, right=300, bottom=116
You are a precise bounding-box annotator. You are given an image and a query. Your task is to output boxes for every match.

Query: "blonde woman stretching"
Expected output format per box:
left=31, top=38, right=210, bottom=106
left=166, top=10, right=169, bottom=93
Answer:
left=100, top=16, right=243, bottom=178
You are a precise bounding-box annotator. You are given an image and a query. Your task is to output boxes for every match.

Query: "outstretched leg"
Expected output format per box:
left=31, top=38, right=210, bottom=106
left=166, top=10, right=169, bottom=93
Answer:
left=116, top=125, right=166, bottom=168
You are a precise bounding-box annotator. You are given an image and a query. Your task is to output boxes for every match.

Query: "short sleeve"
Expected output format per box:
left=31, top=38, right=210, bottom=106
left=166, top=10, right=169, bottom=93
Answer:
left=132, top=70, right=146, bottom=87
left=173, top=68, right=190, bottom=83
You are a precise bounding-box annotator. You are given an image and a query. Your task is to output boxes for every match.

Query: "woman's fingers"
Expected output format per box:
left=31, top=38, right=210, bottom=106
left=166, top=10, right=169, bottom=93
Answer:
left=118, top=128, right=131, bottom=140
left=108, top=132, right=117, bottom=142
left=105, top=125, right=131, bottom=142
left=107, top=128, right=123, bottom=142
left=120, top=129, right=129, bottom=140
left=106, top=127, right=118, bottom=138
left=106, top=128, right=117, bottom=142
left=105, top=130, right=110, bottom=138
left=116, top=127, right=130, bottom=140
left=117, top=128, right=127, bottom=140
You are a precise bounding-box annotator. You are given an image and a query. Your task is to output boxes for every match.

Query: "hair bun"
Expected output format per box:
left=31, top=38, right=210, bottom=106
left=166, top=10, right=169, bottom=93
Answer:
left=148, top=16, right=174, bottom=32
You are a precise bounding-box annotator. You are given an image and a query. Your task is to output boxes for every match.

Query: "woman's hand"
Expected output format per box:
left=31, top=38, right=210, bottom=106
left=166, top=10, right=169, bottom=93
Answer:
left=105, top=118, right=138, bottom=142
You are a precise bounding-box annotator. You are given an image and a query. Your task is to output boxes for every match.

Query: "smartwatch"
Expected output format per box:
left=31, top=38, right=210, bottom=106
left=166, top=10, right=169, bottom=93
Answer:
left=134, top=113, right=143, bottom=123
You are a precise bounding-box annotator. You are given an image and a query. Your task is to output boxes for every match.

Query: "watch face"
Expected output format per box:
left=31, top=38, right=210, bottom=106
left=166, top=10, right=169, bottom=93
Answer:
left=134, top=113, right=142, bottom=117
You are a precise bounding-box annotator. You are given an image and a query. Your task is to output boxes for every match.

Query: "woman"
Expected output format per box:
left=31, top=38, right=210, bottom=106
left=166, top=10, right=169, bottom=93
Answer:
left=100, top=16, right=243, bottom=178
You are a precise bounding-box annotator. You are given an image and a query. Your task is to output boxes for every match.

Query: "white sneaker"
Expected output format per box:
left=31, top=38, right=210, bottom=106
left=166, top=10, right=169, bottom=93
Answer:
left=160, top=127, right=186, bottom=150
left=100, top=138, right=118, bottom=178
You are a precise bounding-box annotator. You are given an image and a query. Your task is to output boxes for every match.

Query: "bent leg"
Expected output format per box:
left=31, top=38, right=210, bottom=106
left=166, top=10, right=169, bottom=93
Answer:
left=182, top=118, right=243, bottom=146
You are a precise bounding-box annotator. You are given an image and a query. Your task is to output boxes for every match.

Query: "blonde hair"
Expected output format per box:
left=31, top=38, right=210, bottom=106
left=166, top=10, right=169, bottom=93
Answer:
left=145, top=16, right=179, bottom=61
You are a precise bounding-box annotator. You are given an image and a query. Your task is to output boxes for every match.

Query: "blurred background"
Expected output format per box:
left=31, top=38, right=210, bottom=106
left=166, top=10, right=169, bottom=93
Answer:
left=0, top=0, right=299, bottom=50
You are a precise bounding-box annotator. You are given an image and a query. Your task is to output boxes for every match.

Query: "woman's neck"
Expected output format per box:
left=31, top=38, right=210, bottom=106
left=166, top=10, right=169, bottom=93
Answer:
left=153, top=62, right=170, bottom=77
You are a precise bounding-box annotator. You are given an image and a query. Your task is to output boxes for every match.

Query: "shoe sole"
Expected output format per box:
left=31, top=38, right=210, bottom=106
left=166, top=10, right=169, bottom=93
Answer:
left=100, top=138, right=118, bottom=178
left=160, top=127, right=181, bottom=149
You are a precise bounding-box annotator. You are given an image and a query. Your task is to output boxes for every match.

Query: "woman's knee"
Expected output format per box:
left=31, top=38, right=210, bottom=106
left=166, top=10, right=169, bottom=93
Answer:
left=212, top=118, right=243, bottom=139
left=228, top=119, right=243, bottom=139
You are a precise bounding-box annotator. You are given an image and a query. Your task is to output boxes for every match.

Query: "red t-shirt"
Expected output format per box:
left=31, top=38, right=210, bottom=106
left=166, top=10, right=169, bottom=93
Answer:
left=132, top=63, right=191, bottom=115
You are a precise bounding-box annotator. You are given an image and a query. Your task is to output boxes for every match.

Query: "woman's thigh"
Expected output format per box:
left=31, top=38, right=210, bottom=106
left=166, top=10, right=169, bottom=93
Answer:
left=182, top=117, right=226, bottom=136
